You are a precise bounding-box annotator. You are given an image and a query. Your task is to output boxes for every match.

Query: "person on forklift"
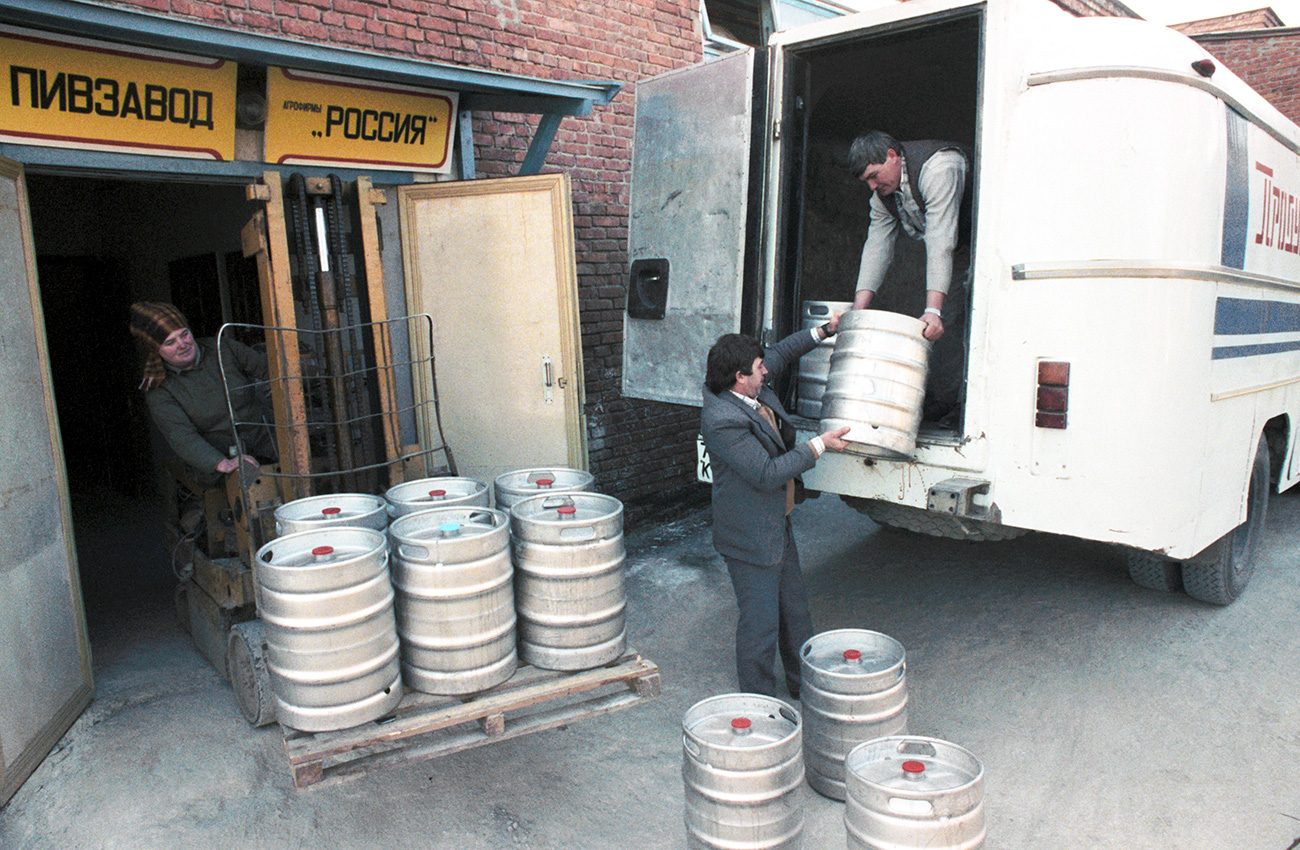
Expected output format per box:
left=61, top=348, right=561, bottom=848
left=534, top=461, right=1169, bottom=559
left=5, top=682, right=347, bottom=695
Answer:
left=848, top=130, right=971, bottom=426
left=129, top=301, right=276, bottom=488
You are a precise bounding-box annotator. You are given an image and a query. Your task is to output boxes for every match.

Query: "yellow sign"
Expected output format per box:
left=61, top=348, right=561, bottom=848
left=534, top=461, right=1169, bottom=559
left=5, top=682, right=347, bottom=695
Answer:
left=0, top=25, right=236, bottom=160
left=265, top=67, right=457, bottom=173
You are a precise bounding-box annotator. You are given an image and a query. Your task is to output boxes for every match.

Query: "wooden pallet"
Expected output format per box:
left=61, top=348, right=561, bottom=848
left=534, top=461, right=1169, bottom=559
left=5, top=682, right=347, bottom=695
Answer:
left=282, top=649, right=661, bottom=789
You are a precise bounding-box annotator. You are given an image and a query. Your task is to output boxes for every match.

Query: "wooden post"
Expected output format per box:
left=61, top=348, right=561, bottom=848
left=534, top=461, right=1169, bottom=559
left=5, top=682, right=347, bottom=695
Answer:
left=243, top=172, right=311, bottom=501
left=356, top=176, right=406, bottom=486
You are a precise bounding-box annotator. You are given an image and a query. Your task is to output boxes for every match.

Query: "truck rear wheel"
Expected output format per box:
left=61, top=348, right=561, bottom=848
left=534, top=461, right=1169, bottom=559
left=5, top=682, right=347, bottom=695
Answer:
left=1182, top=434, right=1270, bottom=606
left=1125, top=550, right=1182, bottom=593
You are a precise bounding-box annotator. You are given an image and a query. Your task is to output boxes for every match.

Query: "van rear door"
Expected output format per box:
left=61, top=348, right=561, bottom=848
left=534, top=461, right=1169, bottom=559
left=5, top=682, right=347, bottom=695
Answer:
left=622, top=50, right=765, bottom=407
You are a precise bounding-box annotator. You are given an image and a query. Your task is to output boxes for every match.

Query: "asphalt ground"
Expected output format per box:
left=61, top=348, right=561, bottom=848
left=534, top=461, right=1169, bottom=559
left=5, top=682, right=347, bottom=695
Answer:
left=3, top=485, right=1298, bottom=849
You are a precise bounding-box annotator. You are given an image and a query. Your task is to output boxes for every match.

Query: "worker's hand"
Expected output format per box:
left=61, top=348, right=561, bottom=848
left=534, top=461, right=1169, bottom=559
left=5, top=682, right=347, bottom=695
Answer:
left=920, top=311, right=945, bottom=341
left=826, top=311, right=842, bottom=335
left=852, top=290, right=874, bottom=311
left=216, top=454, right=259, bottom=474
left=820, top=426, right=852, bottom=453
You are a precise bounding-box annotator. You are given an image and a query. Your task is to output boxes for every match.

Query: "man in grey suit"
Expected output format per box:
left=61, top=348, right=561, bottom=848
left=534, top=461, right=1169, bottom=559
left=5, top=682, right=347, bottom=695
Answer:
left=701, top=319, right=850, bottom=699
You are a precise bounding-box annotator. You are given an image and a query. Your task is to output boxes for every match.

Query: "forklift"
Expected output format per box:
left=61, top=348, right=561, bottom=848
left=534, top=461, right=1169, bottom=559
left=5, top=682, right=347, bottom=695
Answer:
left=166, top=171, right=452, bottom=727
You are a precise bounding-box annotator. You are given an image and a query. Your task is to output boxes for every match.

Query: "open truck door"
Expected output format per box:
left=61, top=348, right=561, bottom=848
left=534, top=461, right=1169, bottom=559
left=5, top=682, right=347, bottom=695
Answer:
left=399, top=173, right=588, bottom=486
left=0, top=155, right=93, bottom=806
left=623, top=50, right=764, bottom=407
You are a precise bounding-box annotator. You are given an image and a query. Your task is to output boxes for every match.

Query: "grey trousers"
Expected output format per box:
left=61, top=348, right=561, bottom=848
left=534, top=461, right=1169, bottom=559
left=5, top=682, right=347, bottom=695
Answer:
left=722, top=520, right=814, bottom=699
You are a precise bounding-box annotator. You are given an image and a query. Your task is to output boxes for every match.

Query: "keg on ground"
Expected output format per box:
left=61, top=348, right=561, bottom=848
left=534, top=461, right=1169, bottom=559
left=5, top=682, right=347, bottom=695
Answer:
left=255, top=527, right=402, bottom=732
left=819, top=309, right=932, bottom=459
left=388, top=506, right=516, bottom=695
left=385, top=476, right=490, bottom=517
left=273, top=492, right=388, bottom=537
left=494, top=467, right=594, bottom=511
left=510, top=492, right=625, bottom=671
left=683, top=693, right=805, bottom=850
left=844, top=736, right=986, bottom=850
left=797, top=300, right=852, bottom=419
left=800, top=629, right=908, bottom=801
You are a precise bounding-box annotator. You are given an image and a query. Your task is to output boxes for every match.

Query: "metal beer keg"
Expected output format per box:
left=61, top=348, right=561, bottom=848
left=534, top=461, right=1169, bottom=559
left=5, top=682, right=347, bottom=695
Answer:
left=797, top=300, right=851, bottom=419
left=388, top=507, right=516, bottom=695
left=273, top=492, right=388, bottom=537
left=385, top=476, right=490, bottom=518
left=255, top=527, right=402, bottom=732
left=510, top=492, right=625, bottom=671
left=844, top=736, right=986, bottom=850
left=494, top=467, right=595, bottom=511
left=800, top=629, right=909, bottom=800
left=683, top=694, right=805, bottom=850
left=820, top=309, right=932, bottom=459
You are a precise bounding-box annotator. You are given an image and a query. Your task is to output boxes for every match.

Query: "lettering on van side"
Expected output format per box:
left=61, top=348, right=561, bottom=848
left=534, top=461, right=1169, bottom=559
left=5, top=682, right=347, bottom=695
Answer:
left=319, top=105, right=434, bottom=146
left=1254, top=162, right=1300, bottom=255
left=8, top=66, right=216, bottom=129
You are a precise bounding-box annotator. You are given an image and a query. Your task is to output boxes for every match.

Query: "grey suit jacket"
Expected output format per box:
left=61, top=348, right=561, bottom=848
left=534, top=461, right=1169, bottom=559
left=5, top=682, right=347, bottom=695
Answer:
left=701, top=329, right=820, bottom=566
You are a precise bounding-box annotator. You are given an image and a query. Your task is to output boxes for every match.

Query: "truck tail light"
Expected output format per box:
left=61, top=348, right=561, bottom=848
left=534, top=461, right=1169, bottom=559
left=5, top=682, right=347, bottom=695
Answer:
left=1036, top=361, right=1069, bottom=429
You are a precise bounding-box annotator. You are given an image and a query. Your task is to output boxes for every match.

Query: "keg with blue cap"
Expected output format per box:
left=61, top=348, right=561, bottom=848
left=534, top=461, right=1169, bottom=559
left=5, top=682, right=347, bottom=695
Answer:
left=388, top=506, right=516, bottom=695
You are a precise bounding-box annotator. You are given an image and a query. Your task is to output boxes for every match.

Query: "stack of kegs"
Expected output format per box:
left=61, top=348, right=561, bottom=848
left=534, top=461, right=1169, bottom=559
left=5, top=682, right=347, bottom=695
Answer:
left=683, top=628, right=985, bottom=849
left=254, top=465, right=624, bottom=731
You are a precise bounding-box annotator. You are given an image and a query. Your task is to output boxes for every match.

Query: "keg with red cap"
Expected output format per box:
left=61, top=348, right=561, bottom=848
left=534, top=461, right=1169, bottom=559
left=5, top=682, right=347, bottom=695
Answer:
left=254, top=526, right=402, bottom=732
left=509, top=492, right=625, bottom=670
left=385, top=476, right=490, bottom=518
left=273, top=492, right=388, bottom=537
left=388, top=506, right=516, bottom=694
left=800, top=629, right=909, bottom=800
left=493, top=467, right=594, bottom=512
left=844, top=736, right=986, bottom=850
left=682, top=693, right=805, bottom=850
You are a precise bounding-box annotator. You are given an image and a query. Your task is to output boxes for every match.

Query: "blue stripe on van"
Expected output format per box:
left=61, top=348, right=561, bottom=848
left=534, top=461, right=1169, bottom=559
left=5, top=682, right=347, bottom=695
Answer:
left=1213, top=296, right=1300, bottom=359
left=1221, top=107, right=1249, bottom=270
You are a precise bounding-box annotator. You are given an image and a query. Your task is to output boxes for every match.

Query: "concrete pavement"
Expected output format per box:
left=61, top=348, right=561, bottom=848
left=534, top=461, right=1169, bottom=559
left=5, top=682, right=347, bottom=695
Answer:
left=3, top=486, right=1299, bottom=849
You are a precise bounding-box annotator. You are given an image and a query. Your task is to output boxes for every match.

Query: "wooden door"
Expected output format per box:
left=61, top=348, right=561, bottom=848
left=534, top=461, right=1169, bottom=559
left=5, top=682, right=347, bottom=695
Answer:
left=398, top=173, right=588, bottom=487
left=0, top=155, right=93, bottom=806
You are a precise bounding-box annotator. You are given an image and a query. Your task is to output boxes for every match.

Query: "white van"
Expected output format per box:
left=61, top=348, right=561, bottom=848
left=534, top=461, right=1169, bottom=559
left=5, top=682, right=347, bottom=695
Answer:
left=622, top=0, right=1300, bottom=604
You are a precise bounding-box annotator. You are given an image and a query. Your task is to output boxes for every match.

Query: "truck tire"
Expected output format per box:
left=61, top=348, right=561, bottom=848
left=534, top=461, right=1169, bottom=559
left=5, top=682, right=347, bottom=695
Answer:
left=1181, top=434, right=1270, bottom=606
left=1124, top=550, right=1182, bottom=593
left=227, top=620, right=277, bottom=727
left=844, top=497, right=1027, bottom=542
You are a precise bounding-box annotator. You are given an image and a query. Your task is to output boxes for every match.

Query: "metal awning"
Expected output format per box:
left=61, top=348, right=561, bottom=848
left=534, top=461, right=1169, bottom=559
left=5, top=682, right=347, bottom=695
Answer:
left=0, top=0, right=620, bottom=115
left=0, top=0, right=622, bottom=176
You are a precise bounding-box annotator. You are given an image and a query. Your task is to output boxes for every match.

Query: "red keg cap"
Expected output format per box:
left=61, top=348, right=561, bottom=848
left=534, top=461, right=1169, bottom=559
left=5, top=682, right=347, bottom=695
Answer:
left=311, top=545, right=335, bottom=556
left=557, top=506, right=577, bottom=516
left=844, top=649, right=862, bottom=661
left=902, top=760, right=926, bottom=775
left=322, top=507, right=342, bottom=515
left=535, top=478, right=555, bottom=487
left=429, top=489, right=447, bottom=497
left=731, top=717, right=752, bottom=730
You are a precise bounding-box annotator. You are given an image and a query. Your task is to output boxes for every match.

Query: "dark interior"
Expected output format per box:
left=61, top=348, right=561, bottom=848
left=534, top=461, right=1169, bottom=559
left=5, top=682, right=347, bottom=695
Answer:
left=788, top=13, right=981, bottom=316
left=26, top=174, right=259, bottom=628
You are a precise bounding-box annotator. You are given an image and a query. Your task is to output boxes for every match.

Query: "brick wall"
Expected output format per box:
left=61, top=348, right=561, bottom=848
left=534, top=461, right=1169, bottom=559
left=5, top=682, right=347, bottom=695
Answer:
left=107, top=0, right=707, bottom=524
left=1191, top=31, right=1300, bottom=126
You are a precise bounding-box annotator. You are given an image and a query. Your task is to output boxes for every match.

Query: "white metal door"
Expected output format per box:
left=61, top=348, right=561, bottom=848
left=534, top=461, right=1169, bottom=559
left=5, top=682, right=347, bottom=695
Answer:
left=399, top=173, right=588, bottom=488
left=0, top=155, right=93, bottom=806
left=623, top=50, right=758, bottom=407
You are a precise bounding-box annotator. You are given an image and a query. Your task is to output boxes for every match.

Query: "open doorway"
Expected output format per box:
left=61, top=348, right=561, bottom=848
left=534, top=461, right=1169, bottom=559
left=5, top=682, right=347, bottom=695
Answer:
left=783, top=11, right=981, bottom=432
left=26, top=173, right=260, bottom=657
